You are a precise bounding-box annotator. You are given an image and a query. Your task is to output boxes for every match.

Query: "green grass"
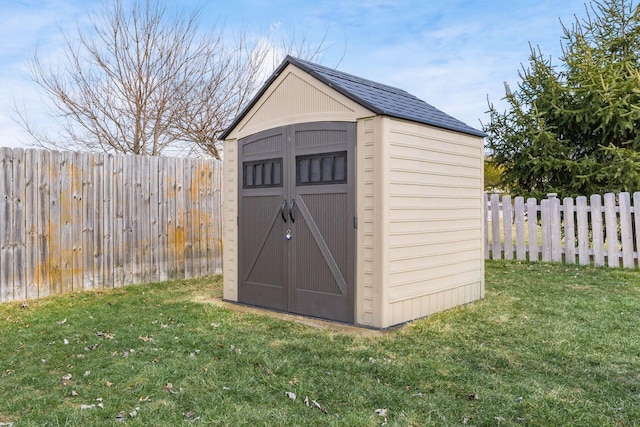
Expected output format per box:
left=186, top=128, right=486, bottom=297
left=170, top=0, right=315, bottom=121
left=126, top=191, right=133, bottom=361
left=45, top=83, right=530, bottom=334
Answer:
left=1, top=262, right=640, bottom=426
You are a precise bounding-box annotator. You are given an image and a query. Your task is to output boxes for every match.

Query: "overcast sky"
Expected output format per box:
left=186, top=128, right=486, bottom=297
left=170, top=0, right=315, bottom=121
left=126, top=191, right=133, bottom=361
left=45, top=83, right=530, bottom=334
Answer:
left=1, top=0, right=592, bottom=149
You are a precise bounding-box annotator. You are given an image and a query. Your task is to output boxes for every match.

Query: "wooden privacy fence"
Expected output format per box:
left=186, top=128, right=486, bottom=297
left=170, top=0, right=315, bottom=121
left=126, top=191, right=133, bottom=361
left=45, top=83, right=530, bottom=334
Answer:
left=485, top=192, right=640, bottom=268
left=1, top=147, right=222, bottom=303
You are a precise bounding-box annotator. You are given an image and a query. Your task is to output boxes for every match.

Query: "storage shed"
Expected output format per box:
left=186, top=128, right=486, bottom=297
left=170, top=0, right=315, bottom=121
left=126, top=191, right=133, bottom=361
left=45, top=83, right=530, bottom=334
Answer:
left=220, top=56, right=485, bottom=329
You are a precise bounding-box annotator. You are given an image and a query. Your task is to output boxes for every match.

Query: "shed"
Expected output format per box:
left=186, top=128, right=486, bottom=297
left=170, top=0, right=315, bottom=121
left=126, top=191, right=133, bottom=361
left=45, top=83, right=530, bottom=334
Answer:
left=219, top=56, right=485, bottom=329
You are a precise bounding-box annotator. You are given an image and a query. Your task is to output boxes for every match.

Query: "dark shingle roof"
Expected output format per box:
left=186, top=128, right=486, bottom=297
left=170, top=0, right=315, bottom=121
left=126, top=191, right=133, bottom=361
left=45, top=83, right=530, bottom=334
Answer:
left=220, top=56, right=485, bottom=139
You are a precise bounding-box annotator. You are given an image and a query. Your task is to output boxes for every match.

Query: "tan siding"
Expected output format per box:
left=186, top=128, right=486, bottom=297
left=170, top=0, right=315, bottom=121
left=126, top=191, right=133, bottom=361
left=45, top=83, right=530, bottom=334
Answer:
left=226, top=65, right=373, bottom=140
left=391, top=227, right=480, bottom=247
left=390, top=241, right=481, bottom=263
left=356, top=117, right=376, bottom=326
left=391, top=281, right=483, bottom=325
left=390, top=195, right=479, bottom=209
left=372, top=116, right=392, bottom=328
left=391, top=183, right=479, bottom=199
left=389, top=261, right=483, bottom=297
left=390, top=207, right=479, bottom=222
left=223, top=140, right=238, bottom=301
left=385, top=118, right=484, bottom=323
left=390, top=219, right=478, bottom=235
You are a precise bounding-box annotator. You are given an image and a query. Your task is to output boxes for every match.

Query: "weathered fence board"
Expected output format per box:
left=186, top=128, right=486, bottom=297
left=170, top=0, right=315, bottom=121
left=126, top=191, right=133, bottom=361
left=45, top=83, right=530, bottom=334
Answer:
left=1, top=147, right=13, bottom=301
left=486, top=191, right=640, bottom=269
left=0, top=147, right=222, bottom=303
left=514, top=197, right=526, bottom=261
left=102, top=153, right=113, bottom=289
left=38, top=149, right=51, bottom=297
left=576, top=196, right=589, bottom=265
left=563, top=197, right=576, bottom=264
left=591, top=194, right=605, bottom=266
left=527, top=198, right=538, bottom=261
left=49, top=150, right=61, bottom=295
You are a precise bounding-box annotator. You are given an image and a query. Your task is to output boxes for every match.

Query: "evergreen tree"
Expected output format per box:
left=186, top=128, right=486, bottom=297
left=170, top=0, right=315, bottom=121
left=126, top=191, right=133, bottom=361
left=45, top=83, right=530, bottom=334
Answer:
left=484, top=0, right=640, bottom=198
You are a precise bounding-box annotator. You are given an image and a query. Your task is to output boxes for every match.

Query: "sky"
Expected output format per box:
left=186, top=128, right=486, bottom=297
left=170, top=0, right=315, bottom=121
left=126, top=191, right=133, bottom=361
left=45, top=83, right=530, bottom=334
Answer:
left=1, top=0, right=594, bottom=149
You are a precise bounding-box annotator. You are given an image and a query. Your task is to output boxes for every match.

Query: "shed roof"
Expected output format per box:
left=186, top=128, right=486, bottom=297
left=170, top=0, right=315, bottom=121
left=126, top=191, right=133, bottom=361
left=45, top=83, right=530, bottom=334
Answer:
left=220, top=56, right=486, bottom=139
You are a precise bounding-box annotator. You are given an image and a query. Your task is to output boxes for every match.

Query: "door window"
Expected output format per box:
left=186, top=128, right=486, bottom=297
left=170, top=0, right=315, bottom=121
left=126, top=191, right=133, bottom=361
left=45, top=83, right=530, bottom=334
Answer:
left=243, top=158, right=283, bottom=188
left=296, top=151, right=347, bottom=186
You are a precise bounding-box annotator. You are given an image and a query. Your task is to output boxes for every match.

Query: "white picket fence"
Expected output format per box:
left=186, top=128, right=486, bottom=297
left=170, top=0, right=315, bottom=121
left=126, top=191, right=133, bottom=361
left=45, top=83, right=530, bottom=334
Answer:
left=485, top=192, right=640, bottom=268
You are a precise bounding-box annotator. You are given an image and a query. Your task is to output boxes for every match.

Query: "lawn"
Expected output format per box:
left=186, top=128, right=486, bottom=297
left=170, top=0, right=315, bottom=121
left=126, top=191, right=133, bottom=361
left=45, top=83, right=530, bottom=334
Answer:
left=1, top=261, right=640, bottom=426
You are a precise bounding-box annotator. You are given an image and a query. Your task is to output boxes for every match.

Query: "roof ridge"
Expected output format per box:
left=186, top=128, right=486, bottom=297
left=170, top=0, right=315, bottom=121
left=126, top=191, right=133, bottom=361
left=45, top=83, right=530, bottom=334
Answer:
left=287, top=56, right=412, bottom=97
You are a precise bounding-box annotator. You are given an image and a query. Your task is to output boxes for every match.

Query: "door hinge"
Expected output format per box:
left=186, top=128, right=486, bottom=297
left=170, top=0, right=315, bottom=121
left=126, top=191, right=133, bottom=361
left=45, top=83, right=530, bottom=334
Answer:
left=353, top=216, right=358, bottom=229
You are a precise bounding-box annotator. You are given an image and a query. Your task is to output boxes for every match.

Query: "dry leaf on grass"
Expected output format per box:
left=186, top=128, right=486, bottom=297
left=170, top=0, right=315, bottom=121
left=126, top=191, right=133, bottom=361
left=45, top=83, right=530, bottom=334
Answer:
left=312, top=400, right=328, bottom=414
left=61, top=373, right=72, bottom=385
left=116, top=411, right=127, bottom=423
left=96, top=331, right=115, bottom=339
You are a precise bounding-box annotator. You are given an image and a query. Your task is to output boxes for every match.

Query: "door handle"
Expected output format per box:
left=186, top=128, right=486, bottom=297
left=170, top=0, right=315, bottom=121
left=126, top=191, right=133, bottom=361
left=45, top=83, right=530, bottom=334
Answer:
left=289, top=199, right=296, bottom=223
left=281, top=200, right=288, bottom=223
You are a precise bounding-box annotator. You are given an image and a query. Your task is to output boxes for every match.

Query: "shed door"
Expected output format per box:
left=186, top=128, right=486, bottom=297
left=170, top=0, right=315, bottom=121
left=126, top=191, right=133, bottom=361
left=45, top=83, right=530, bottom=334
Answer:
left=238, top=122, right=355, bottom=323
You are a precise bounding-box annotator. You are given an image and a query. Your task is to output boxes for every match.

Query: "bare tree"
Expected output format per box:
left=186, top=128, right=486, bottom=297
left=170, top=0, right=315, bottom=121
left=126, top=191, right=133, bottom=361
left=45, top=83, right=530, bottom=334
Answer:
left=18, top=0, right=275, bottom=158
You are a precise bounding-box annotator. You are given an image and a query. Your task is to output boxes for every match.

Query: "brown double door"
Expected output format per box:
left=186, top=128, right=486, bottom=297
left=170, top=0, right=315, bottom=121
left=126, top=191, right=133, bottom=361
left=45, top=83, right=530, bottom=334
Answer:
left=238, top=122, right=355, bottom=323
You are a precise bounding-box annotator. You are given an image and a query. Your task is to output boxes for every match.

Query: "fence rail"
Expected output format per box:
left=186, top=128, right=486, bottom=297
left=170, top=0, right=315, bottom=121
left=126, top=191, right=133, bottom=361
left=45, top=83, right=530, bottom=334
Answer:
left=485, top=191, right=640, bottom=269
left=1, top=147, right=222, bottom=303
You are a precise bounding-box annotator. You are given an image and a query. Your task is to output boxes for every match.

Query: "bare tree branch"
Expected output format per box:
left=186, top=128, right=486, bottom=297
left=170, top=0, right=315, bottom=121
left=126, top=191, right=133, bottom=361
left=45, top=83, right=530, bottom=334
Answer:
left=16, top=0, right=337, bottom=158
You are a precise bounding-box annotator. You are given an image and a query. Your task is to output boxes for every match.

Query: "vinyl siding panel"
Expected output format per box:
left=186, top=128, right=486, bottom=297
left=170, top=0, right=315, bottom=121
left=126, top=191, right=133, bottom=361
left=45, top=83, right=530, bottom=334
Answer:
left=390, top=281, right=482, bottom=326
left=385, top=118, right=484, bottom=322
left=356, top=117, right=377, bottom=327
left=223, top=140, right=238, bottom=301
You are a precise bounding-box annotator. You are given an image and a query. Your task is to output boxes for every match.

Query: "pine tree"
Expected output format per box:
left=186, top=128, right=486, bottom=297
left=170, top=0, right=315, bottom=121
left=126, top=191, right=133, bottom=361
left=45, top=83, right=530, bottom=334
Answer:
left=484, top=0, right=640, bottom=198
